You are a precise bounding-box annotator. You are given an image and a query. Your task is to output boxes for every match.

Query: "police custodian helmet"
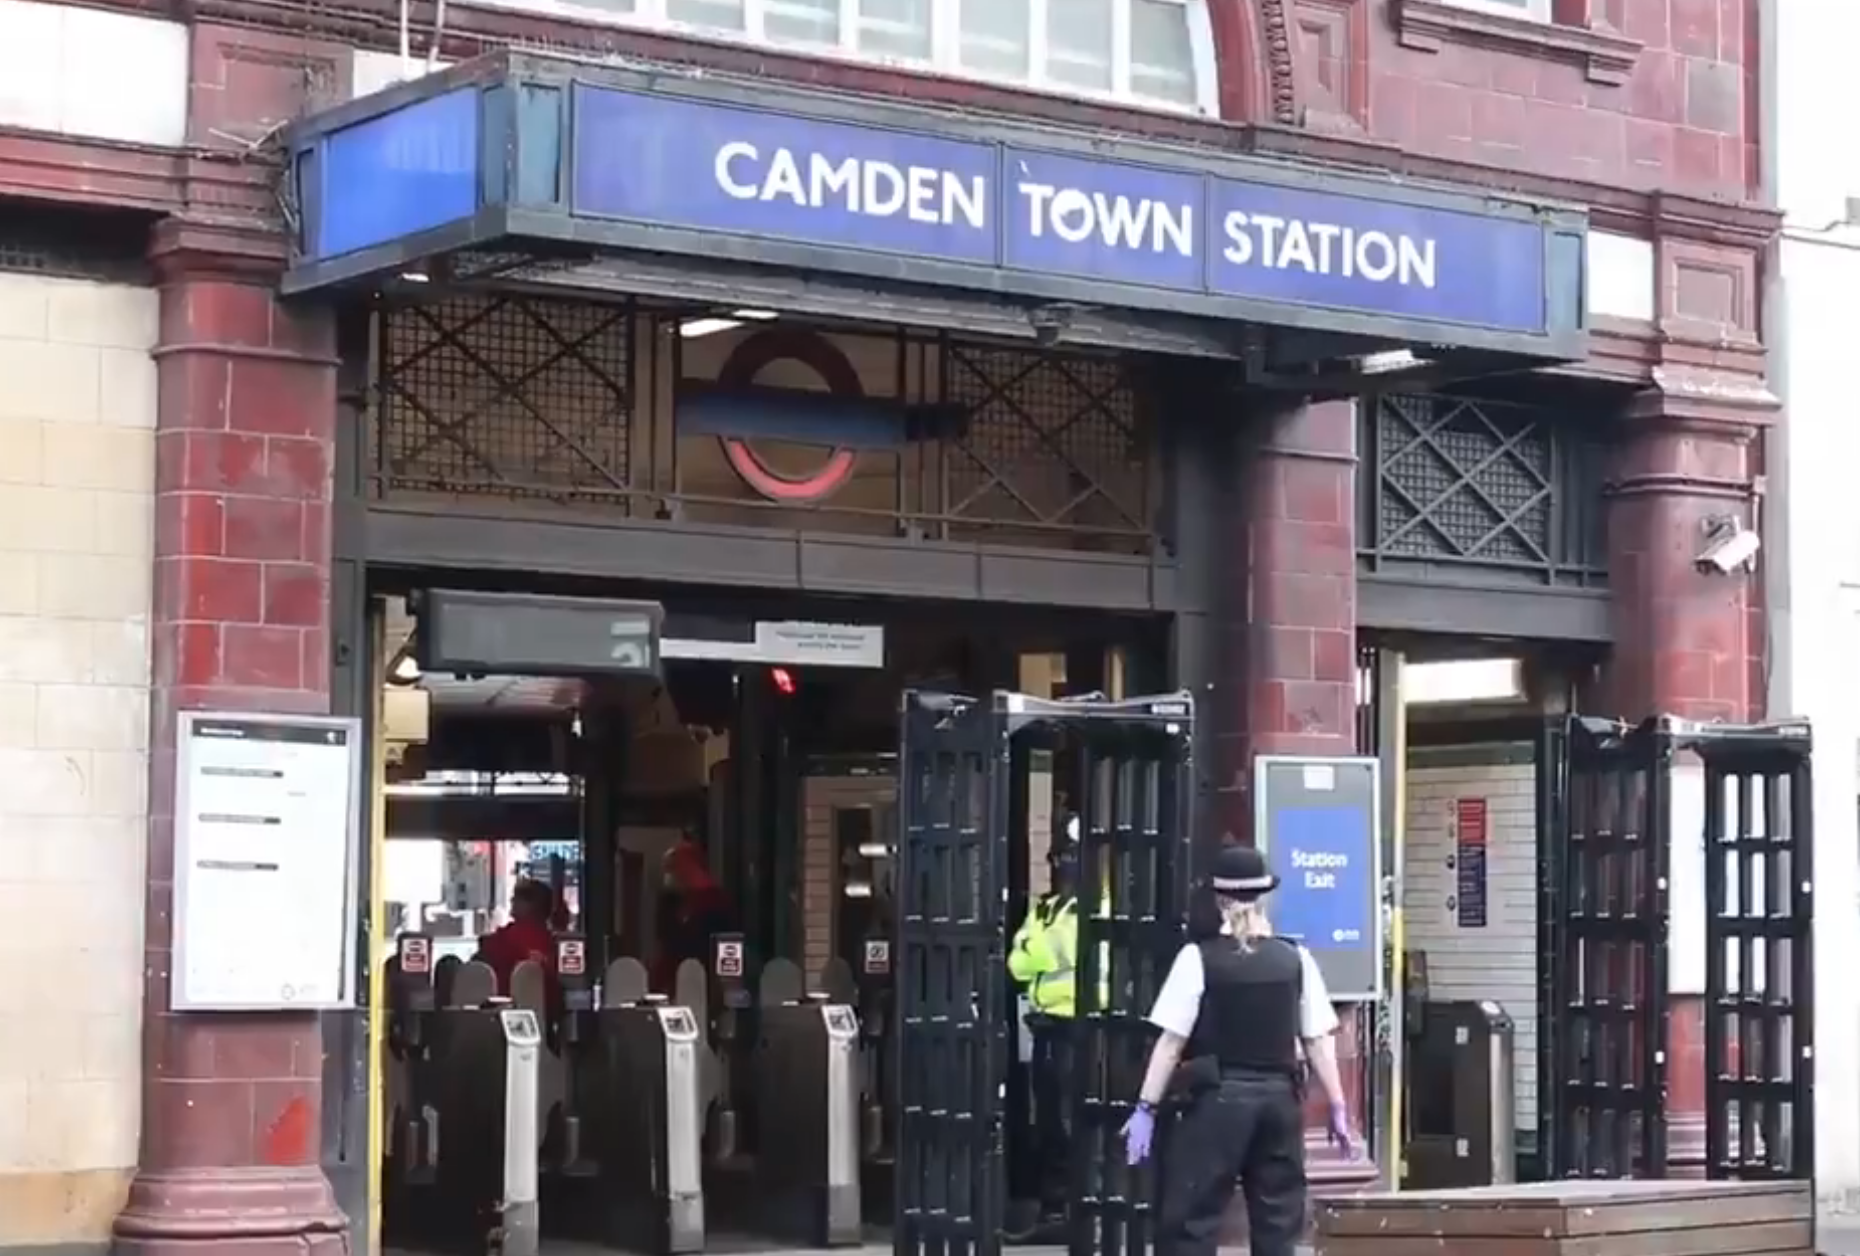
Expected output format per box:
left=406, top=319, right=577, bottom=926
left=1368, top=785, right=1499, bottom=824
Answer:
left=1207, top=844, right=1279, bottom=900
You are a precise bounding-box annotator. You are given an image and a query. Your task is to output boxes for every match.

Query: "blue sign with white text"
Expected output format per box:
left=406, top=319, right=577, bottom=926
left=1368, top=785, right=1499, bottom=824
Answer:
left=1267, top=806, right=1373, bottom=952
left=571, top=86, right=1550, bottom=334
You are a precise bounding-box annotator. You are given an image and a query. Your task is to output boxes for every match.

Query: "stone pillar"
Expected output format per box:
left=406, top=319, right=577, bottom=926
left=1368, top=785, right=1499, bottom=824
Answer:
left=113, top=220, right=345, bottom=1256
left=1599, top=397, right=1767, bottom=1174
left=1210, top=396, right=1373, bottom=1202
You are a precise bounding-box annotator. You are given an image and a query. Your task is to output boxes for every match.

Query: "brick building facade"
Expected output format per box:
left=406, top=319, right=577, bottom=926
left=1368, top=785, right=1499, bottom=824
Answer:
left=0, top=0, right=1799, bottom=1253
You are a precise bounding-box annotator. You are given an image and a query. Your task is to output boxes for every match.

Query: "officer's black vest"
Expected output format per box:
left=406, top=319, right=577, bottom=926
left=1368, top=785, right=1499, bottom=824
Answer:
left=1185, top=935, right=1304, bottom=1075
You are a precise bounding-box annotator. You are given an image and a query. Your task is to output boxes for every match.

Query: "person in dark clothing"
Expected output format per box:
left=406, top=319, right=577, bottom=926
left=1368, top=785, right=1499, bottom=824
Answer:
left=651, top=836, right=736, bottom=992
left=1120, top=844, right=1355, bottom=1256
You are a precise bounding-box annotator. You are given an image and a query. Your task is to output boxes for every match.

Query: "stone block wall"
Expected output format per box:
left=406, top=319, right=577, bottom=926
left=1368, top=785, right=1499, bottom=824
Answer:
left=0, top=270, right=156, bottom=1246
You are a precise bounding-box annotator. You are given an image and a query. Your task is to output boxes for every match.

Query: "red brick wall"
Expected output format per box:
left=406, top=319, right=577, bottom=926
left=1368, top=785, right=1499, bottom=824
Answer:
left=1301, top=0, right=1758, bottom=196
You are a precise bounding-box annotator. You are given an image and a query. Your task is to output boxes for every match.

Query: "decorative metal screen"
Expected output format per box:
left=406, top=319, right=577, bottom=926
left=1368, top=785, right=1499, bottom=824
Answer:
left=369, top=295, right=1160, bottom=556
left=371, top=294, right=637, bottom=507
left=937, top=343, right=1151, bottom=550
left=1360, top=394, right=1606, bottom=585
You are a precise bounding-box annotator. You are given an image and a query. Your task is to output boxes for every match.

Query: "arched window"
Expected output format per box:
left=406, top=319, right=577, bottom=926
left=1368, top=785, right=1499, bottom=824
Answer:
left=471, top=0, right=1221, bottom=115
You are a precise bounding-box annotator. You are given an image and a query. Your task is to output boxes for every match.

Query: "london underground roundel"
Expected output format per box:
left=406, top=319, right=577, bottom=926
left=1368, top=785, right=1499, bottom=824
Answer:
left=713, top=330, right=865, bottom=503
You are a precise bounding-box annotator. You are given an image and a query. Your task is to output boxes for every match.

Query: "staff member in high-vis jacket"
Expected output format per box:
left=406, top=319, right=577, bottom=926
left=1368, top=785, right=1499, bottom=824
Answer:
left=1008, top=815, right=1093, bottom=1015
left=1007, top=814, right=1106, bottom=1218
left=1121, top=843, right=1355, bottom=1256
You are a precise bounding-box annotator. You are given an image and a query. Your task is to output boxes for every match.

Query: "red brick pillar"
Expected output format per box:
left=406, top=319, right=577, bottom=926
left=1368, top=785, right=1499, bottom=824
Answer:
left=1599, top=406, right=1763, bottom=1174
left=1216, top=398, right=1373, bottom=1197
left=113, top=220, right=346, bottom=1256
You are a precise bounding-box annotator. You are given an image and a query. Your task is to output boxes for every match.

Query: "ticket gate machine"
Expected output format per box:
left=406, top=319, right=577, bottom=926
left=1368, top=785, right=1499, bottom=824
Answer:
left=1402, top=997, right=1518, bottom=1190
left=586, top=959, right=707, bottom=1254
left=748, top=993, right=863, bottom=1245
left=550, top=935, right=599, bottom=1179
left=383, top=934, right=542, bottom=1256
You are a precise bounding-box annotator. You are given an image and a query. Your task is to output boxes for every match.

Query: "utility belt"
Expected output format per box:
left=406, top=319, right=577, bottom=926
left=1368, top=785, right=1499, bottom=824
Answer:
left=1166, top=1054, right=1307, bottom=1109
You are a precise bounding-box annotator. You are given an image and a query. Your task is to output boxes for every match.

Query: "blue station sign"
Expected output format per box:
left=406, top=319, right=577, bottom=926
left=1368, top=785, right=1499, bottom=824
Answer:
left=571, top=89, right=1551, bottom=336
left=282, top=52, right=1588, bottom=360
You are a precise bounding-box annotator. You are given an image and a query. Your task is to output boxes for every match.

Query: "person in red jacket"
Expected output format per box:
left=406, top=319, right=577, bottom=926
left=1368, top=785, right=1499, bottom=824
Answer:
left=478, top=879, right=558, bottom=996
left=651, top=836, right=737, bottom=993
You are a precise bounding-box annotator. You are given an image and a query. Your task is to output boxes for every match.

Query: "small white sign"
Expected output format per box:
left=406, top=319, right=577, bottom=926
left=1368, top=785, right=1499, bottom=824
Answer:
left=863, top=939, right=891, bottom=975
left=715, top=938, right=745, bottom=978
left=399, top=935, right=432, bottom=975
left=661, top=621, right=885, bottom=669
left=171, top=712, right=362, bottom=1013
left=557, top=938, right=587, bottom=976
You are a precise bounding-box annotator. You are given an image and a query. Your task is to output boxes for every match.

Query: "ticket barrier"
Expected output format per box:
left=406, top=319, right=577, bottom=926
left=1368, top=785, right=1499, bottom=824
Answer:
left=547, top=936, right=599, bottom=1181
left=383, top=937, right=543, bottom=1256
left=1401, top=998, right=1517, bottom=1190
left=709, top=991, right=862, bottom=1247
left=584, top=969, right=708, bottom=1254
left=846, top=944, right=896, bottom=1219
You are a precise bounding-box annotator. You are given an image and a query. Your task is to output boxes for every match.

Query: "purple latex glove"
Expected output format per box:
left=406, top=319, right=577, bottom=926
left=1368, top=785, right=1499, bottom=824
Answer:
left=1326, top=1101, right=1355, bottom=1158
left=1122, top=1102, right=1156, bottom=1165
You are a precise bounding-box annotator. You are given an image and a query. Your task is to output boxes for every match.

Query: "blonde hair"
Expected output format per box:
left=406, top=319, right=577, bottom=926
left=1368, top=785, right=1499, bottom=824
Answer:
left=1218, top=896, right=1274, bottom=951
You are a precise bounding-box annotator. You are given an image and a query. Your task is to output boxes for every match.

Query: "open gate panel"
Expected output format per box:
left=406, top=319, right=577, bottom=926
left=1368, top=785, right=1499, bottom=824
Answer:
left=1694, top=723, right=1814, bottom=1181
left=1538, top=716, right=1670, bottom=1179
left=894, top=690, right=1194, bottom=1256
left=1067, top=707, right=1193, bottom=1256
left=896, top=693, right=1005, bottom=1256
left=1539, top=715, right=1817, bottom=1185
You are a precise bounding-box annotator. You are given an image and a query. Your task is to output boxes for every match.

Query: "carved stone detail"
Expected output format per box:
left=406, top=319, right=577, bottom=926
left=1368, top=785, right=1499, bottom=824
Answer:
left=1257, top=0, right=1300, bottom=125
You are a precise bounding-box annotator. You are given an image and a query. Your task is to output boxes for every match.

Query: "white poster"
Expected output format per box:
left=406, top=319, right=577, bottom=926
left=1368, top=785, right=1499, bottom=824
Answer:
left=171, top=712, right=363, bottom=1012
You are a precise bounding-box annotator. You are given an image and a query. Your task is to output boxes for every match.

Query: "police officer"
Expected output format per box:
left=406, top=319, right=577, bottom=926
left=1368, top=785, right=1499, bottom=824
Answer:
left=1007, top=814, right=1099, bottom=1219
left=1120, top=844, right=1354, bottom=1256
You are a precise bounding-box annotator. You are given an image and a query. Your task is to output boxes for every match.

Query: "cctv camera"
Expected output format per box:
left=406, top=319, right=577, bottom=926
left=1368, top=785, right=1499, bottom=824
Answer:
left=1695, top=519, right=1761, bottom=574
left=1027, top=303, right=1078, bottom=347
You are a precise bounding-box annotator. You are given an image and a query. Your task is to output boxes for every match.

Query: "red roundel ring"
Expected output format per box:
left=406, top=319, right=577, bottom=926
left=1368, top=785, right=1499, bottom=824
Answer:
left=714, top=329, right=866, bottom=503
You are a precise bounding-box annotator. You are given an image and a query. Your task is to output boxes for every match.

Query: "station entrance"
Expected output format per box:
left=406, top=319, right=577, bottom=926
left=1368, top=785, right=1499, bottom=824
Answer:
left=364, top=581, right=1171, bottom=1256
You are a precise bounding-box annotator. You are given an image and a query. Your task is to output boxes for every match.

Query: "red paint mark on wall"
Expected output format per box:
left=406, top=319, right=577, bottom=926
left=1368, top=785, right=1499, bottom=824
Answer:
left=263, top=1094, right=313, bottom=1165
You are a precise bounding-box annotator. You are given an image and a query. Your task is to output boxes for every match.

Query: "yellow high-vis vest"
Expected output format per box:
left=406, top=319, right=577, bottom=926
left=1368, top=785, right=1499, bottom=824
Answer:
left=1008, top=893, right=1111, bottom=1017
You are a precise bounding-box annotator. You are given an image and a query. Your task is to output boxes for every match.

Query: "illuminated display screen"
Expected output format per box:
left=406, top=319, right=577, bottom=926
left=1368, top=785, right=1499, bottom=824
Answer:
left=416, top=589, right=663, bottom=678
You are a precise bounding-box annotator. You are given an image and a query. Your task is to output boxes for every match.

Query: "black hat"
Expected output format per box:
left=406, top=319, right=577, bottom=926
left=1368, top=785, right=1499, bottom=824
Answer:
left=1207, top=844, right=1278, bottom=898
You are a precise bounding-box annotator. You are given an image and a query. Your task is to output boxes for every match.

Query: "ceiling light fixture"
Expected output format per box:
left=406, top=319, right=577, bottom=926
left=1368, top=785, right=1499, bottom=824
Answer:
left=677, top=308, right=782, bottom=339
left=387, top=647, right=423, bottom=686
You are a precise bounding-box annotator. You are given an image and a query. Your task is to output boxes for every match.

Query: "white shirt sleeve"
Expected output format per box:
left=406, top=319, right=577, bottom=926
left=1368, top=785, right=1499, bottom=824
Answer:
left=1146, top=942, right=1205, bottom=1039
left=1297, top=945, right=1341, bottom=1039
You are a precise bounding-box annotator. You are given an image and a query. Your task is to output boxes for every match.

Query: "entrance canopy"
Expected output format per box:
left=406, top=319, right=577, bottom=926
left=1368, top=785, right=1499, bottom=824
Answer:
left=281, top=51, right=1589, bottom=372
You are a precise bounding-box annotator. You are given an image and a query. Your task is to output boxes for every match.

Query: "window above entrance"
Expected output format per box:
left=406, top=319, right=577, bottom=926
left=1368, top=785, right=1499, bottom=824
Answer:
left=457, top=0, right=1217, bottom=115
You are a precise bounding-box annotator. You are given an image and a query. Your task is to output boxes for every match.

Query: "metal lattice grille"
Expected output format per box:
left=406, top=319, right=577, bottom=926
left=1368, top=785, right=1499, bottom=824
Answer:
left=940, top=344, right=1149, bottom=550
left=0, top=203, right=150, bottom=284
left=373, top=295, right=635, bottom=506
left=371, top=295, right=1160, bottom=553
left=1362, top=394, right=1605, bottom=584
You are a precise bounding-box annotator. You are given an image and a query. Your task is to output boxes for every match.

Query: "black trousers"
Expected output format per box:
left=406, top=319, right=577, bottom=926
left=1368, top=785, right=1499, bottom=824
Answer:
left=1029, top=1025, right=1074, bottom=1210
left=1156, top=1073, right=1307, bottom=1256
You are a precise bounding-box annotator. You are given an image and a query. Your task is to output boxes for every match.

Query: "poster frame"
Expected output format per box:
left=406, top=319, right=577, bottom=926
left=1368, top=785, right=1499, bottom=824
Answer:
left=170, top=709, right=365, bottom=1013
left=1252, top=753, right=1385, bottom=1002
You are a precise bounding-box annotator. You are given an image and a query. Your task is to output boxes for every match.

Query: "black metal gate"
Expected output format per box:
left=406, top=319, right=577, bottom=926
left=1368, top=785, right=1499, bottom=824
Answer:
left=1537, top=716, right=1671, bottom=1178
left=1694, top=722, right=1815, bottom=1180
left=1538, top=715, right=1817, bottom=1184
left=894, top=690, right=1195, bottom=1256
